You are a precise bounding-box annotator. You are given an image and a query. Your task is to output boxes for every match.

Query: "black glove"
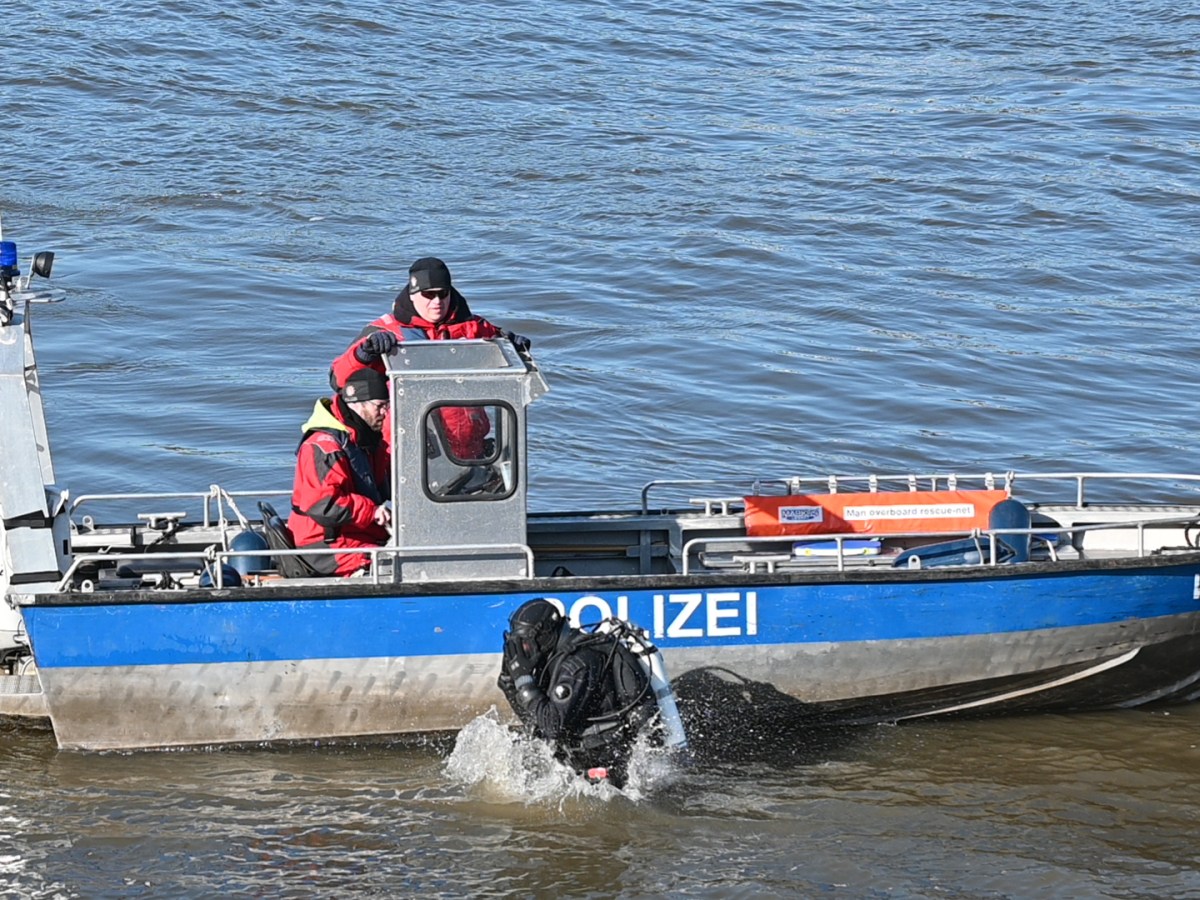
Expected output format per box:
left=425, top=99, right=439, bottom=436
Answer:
left=504, top=331, right=531, bottom=353
left=504, top=631, right=536, bottom=684
left=354, top=331, right=398, bottom=363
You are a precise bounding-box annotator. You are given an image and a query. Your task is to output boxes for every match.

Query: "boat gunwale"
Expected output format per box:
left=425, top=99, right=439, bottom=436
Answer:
left=20, top=546, right=1200, bottom=608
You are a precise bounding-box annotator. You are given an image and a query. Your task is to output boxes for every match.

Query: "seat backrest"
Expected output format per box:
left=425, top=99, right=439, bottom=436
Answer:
left=257, top=501, right=320, bottom=579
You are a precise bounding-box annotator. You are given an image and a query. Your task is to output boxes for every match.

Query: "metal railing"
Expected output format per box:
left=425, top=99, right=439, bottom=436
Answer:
left=680, top=513, right=1200, bottom=575
left=71, top=486, right=292, bottom=530
left=56, top=541, right=536, bottom=592
left=644, top=471, right=1200, bottom=516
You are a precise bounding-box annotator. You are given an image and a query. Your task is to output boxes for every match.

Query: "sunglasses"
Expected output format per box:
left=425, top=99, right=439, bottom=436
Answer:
left=418, top=288, right=449, bottom=301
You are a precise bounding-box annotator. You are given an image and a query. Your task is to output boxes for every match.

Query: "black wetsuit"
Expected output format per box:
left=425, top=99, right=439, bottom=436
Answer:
left=498, top=626, right=656, bottom=784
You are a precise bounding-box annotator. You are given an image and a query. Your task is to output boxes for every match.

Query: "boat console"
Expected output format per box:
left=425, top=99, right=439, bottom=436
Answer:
left=381, top=337, right=548, bottom=581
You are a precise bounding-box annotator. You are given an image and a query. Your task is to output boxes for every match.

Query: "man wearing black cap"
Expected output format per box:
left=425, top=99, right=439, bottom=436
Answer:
left=329, top=257, right=530, bottom=459
left=287, top=367, right=393, bottom=576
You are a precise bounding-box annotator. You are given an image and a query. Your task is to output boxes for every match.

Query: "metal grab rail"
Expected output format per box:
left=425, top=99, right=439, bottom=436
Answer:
left=54, top=541, right=537, bottom=592
left=679, top=514, right=1200, bottom=576
left=71, top=488, right=292, bottom=529
left=645, top=471, right=1200, bottom=516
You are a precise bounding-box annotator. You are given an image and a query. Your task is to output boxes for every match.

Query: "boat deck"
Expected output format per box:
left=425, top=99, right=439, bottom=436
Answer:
left=43, top=471, right=1200, bottom=592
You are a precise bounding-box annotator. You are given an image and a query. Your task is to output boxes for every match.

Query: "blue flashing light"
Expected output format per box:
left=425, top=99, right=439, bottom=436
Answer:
left=0, top=241, right=16, bottom=269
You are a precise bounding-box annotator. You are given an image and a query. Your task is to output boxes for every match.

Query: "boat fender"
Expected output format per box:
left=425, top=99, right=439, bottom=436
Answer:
left=988, top=498, right=1031, bottom=563
left=229, top=529, right=272, bottom=577
left=199, top=563, right=242, bottom=589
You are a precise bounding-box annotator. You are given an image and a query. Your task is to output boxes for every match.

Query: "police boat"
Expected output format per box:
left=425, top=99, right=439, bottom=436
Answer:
left=4, top=233, right=1200, bottom=751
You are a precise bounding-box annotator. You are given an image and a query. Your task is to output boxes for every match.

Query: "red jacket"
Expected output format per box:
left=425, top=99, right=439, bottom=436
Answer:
left=287, top=397, right=390, bottom=566
left=329, top=287, right=503, bottom=459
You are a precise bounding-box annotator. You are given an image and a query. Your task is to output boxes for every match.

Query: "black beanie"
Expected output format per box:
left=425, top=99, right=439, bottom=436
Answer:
left=341, top=368, right=389, bottom=403
left=408, top=257, right=452, bottom=293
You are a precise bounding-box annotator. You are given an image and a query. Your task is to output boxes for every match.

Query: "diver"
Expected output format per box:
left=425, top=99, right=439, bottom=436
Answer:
left=497, top=598, right=685, bottom=787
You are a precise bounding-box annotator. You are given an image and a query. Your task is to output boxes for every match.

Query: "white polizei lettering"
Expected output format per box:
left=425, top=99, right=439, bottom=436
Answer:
left=707, top=591, right=743, bottom=637
left=1194, top=575, right=1200, bottom=601
left=667, top=593, right=705, bottom=638
left=562, top=591, right=759, bottom=639
left=569, top=595, right=612, bottom=626
left=615, top=594, right=630, bottom=621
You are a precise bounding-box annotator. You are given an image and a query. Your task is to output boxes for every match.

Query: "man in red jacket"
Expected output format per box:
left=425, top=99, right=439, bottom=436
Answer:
left=329, top=257, right=530, bottom=460
left=287, top=367, right=392, bottom=576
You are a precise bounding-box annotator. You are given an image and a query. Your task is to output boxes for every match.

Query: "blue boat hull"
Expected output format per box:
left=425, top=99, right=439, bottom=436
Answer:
left=22, top=556, right=1200, bottom=749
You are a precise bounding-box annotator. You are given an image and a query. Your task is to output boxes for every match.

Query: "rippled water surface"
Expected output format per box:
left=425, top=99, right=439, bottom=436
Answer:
left=3, top=0, right=1199, bottom=895
left=2, top=708, right=1198, bottom=898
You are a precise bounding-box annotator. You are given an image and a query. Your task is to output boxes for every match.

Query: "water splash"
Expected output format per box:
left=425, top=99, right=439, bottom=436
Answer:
left=445, top=708, right=684, bottom=803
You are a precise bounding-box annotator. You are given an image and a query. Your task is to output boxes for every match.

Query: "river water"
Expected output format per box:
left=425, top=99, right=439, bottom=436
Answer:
left=2, top=0, right=1199, bottom=896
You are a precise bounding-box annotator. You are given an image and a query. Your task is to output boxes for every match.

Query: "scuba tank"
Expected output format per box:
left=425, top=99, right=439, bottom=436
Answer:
left=596, top=618, right=689, bottom=754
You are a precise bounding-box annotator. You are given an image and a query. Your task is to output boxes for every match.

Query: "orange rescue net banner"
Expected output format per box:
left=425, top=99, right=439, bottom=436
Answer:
left=743, top=490, right=1009, bottom=537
